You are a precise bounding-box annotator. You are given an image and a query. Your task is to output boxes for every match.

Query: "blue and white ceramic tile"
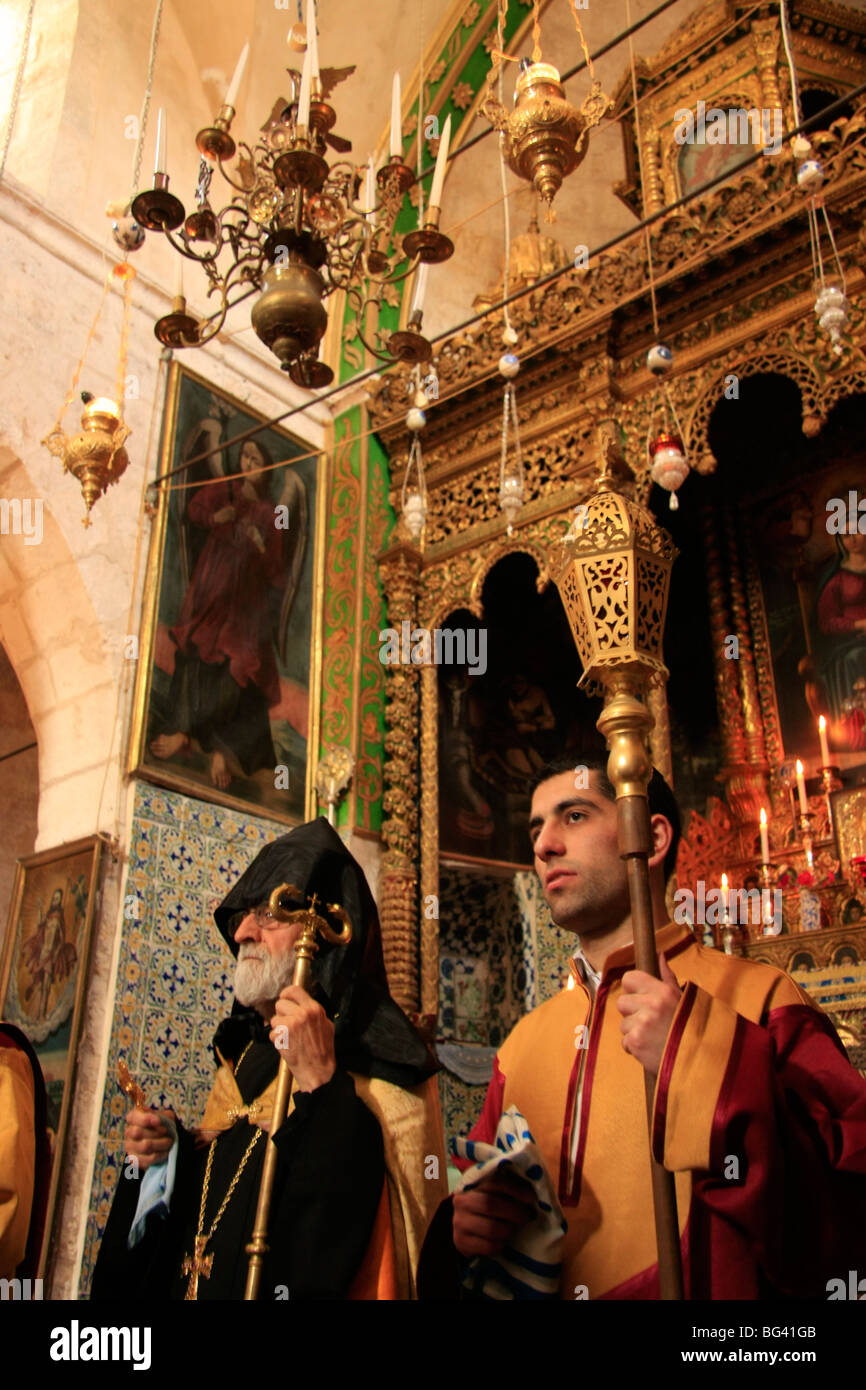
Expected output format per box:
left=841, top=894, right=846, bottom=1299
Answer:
left=79, top=781, right=290, bottom=1296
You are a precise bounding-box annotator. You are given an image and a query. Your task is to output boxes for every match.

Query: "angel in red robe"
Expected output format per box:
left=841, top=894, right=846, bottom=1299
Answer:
left=150, top=440, right=307, bottom=788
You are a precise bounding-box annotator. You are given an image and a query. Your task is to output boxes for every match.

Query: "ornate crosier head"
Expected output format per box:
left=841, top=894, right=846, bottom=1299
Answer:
left=266, top=882, right=353, bottom=957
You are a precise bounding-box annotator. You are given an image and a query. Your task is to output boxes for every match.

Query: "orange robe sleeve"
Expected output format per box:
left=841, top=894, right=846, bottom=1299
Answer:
left=0, top=1044, right=35, bottom=1278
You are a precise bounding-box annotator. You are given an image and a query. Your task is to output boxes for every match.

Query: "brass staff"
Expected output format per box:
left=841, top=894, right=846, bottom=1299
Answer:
left=244, top=881, right=352, bottom=1301
left=551, top=425, right=684, bottom=1300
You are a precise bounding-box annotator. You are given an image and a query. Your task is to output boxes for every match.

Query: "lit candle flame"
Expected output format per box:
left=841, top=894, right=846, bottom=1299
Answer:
left=759, top=808, right=767, bottom=826
left=796, top=758, right=804, bottom=775
left=566, top=975, right=575, bottom=991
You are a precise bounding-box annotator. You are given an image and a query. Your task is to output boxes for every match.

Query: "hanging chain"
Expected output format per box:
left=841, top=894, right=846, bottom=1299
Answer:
left=567, top=0, right=597, bottom=80
left=496, top=7, right=516, bottom=341
left=114, top=271, right=136, bottom=410
left=43, top=278, right=113, bottom=445
left=0, top=0, right=36, bottom=181
left=531, top=0, right=542, bottom=63
left=130, top=0, right=165, bottom=201
left=625, top=0, right=660, bottom=341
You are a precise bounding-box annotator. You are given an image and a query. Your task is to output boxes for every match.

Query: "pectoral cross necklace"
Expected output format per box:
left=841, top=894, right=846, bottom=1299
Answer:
left=182, top=1116, right=263, bottom=1299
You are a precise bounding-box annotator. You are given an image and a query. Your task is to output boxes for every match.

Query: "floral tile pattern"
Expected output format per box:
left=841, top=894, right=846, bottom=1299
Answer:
left=78, top=781, right=286, bottom=1296
left=436, top=865, right=573, bottom=1148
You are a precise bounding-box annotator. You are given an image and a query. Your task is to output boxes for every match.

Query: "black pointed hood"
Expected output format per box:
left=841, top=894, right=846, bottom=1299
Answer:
left=213, top=817, right=436, bottom=1088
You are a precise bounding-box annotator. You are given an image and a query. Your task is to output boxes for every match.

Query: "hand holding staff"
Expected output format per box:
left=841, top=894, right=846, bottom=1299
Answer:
left=244, top=882, right=352, bottom=1300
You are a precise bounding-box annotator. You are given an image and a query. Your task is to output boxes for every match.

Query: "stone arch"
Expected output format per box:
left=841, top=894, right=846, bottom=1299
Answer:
left=0, top=641, right=38, bottom=946
left=0, top=447, right=119, bottom=848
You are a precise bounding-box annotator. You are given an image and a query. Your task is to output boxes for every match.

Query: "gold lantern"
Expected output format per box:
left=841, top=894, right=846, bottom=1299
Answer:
left=551, top=430, right=676, bottom=701
left=42, top=264, right=135, bottom=524
left=43, top=394, right=131, bottom=527
left=482, top=0, right=611, bottom=217
left=550, top=425, right=683, bottom=1299
left=483, top=61, right=610, bottom=214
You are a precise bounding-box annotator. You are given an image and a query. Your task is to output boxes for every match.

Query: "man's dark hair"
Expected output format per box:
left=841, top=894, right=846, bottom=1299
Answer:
left=530, top=748, right=682, bottom=883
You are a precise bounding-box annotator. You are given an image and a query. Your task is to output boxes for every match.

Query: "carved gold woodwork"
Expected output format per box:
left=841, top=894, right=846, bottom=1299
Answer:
left=472, top=212, right=571, bottom=315
left=751, top=18, right=784, bottom=118
left=702, top=505, right=748, bottom=771
left=369, top=1, right=866, bottom=1028
left=378, top=541, right=422, bottom=1012
left=419, top=663, right=439, bottom=1019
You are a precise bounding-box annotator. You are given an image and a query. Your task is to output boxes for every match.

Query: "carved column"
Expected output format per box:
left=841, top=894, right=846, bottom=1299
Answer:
left=752, top=17, right=783, bottom=117
left=648, top=684, right=673, bottom=786
left=722, top=503, right=770, bottom=825
left=703, top=505, right=748, bottom=769
left=378, top=540, right=421, bottom=1012
left=419, top=662, right=439, bottom=1023
left=642, top=126, right=664, bottom=216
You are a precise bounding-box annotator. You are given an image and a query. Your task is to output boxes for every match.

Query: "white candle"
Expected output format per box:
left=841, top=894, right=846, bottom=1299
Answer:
left=307, top=0, right=319, bottom=85
left=365, top=156, right=375, bottom=223
left=795, top=759, right=808, bottom=814
left=390, top=73, right=402, bottom=159
left=818, top=715, right=831, bottom=767
left=429, top=113, right=451, bottom=210
left=154, top=107, right=166, bottom=176
left=224, top=42, right=249, bottom=109
left=297, top=45, right=312, bottom=130
left=411, top=262, right=429, bottom=317
left=759, top=807, right=769, bottom=865
left=721, top=873, right=729, bottom=920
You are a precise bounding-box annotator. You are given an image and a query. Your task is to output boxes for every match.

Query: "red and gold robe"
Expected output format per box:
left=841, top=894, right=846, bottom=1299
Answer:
left=453, top=922, right=866, bottom=1299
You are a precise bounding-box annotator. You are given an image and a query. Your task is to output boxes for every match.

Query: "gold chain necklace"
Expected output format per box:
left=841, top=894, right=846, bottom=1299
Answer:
left=182, top=1126, right=264, bottom=1300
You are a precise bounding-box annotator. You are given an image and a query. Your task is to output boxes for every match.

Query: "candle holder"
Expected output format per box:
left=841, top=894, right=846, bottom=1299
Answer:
left=365, top=232, right=390, bottom=277
left=196, top=103, right=238, bottom=161
left=185, top=205, right=219, bottom=243
left=131, top=172, right=186, bottom=232
left=288, top=352, right=334, bottom=388
left=760, top=860, right=773, bottom=892
left=377, top=155, right=415, bottom=199
left=798, top=811, right=815, bottom=871
left=402, top=205, right=454, bottom=264
left=722, top=916, right=745, bottom=956
left=309, top=96, right=338, bottom=149
left=274, top=135, right=329, bottom=193
left=387, top=312, right=433, bottom=364
left=154, top=294, right=200, bottom=347
left=819, top=765, right=843, bottom=794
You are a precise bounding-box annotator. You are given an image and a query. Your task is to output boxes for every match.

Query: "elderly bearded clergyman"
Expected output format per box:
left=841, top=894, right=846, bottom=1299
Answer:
left=91, top=820, right=444, bottom=1300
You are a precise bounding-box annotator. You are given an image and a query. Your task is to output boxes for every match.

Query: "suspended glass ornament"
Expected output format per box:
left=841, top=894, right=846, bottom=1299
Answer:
left=796, top=159, right=824, bottom=193
left=498, top=351, right=524, bottom=534
left=648, top=430, right=688, bottom=510
left=401, top=429, right=427, bottom=540
left=646, top=342, right=673, bottom=376
left=814, top=281, right=849, bottom=357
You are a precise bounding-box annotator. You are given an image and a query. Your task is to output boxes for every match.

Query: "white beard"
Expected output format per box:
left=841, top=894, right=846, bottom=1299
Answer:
left=234, top=944, right=295, bottom=1008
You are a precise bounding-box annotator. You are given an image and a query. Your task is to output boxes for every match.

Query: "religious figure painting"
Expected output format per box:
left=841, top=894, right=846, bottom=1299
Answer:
left=748, top=460, right=866, bottom=778
left=0, top=835, right=102, bottom=1276
left=129, top=366, right=324, bottom=825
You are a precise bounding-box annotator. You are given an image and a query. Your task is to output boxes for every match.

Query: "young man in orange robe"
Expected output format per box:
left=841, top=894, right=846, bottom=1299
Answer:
left=427, top=751, right=866, bottom=1300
